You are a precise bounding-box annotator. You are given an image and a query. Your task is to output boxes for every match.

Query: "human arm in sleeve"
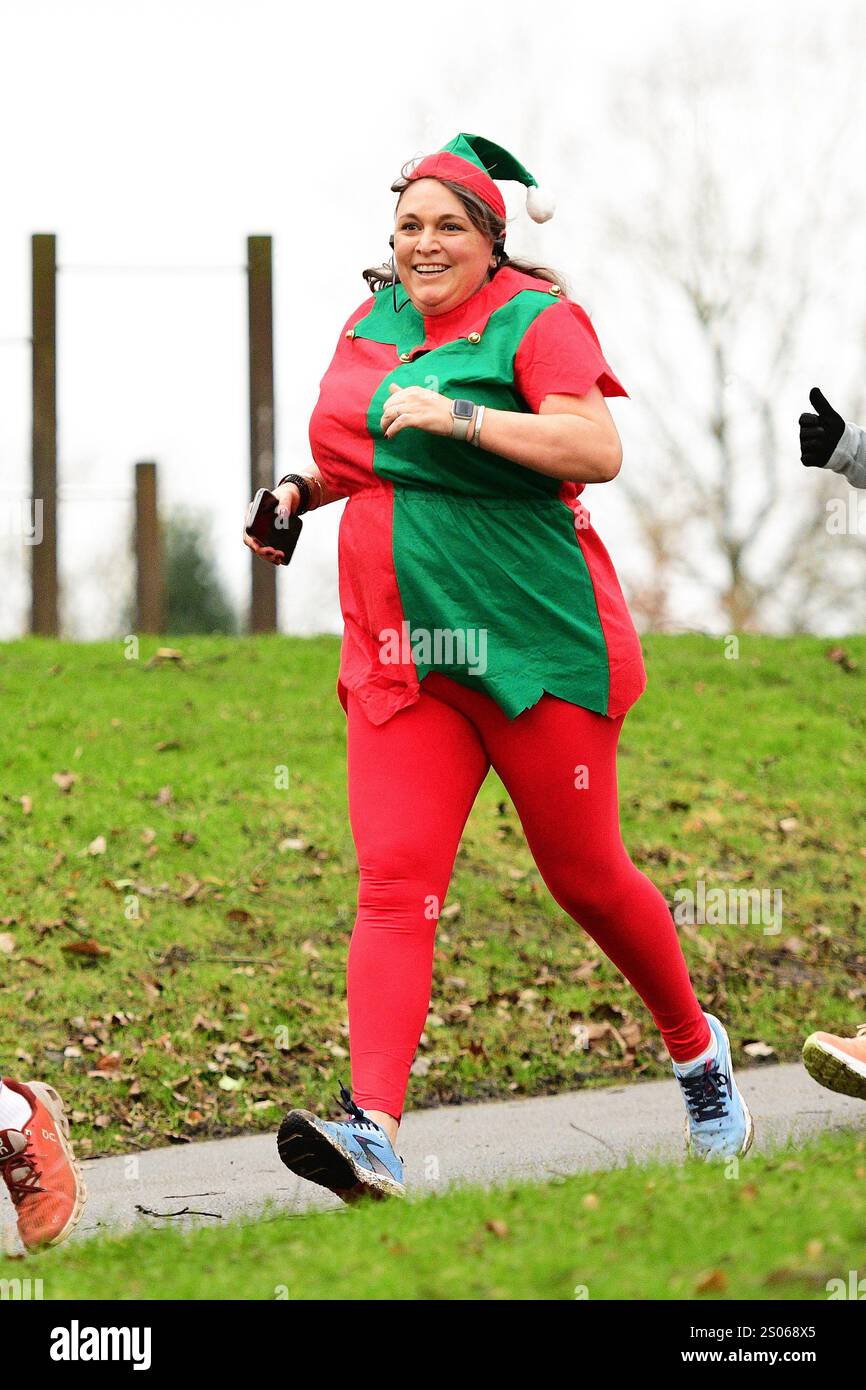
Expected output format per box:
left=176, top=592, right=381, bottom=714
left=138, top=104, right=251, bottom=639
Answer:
left=800, top=385, right=866, bottom=489
left=825, top=420, right=866, bottom=489
left=473, top=299, right=628, bottom=484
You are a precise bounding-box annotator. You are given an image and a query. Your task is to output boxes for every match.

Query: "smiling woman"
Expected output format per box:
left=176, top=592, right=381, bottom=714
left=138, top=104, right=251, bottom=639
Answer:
left=363, top=158, right=565, bottom=298
left=263, top=131, right=755, bottom=1204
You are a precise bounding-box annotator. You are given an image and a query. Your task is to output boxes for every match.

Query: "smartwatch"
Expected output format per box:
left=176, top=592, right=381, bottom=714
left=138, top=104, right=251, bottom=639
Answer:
left=450, top=398, right=477, bottom=442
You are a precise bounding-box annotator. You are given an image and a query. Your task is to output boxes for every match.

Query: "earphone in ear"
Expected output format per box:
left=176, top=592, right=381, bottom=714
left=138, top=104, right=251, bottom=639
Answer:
left=388, top=234, right=395, bottom=249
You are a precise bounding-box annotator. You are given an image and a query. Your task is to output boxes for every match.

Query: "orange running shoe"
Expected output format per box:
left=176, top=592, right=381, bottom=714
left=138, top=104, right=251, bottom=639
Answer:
left=0, top=1079, right=86, bottom=1249
left=802, top=1025, right=866, bottom=1100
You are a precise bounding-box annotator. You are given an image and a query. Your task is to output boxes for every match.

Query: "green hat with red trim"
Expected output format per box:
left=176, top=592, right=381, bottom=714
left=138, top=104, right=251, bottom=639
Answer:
left=404, top=132, right=555, bottom=226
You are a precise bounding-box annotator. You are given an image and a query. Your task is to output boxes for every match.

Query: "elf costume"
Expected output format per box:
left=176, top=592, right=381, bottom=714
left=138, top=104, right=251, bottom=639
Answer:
left=309, top=133, right=646, bottom=728
left=305, top=134, right=714, bottom=1122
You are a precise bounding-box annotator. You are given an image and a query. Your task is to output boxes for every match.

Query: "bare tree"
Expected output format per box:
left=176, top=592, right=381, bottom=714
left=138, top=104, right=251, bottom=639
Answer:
left=595, top=19, right=866, bottom=633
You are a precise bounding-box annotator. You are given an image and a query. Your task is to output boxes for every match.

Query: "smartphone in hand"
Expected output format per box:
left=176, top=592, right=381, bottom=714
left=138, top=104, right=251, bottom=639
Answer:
left=245, top=488, right=303, bottom=565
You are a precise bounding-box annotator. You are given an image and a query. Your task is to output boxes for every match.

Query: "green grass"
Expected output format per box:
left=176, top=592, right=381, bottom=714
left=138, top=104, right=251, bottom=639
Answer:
left=5, top=1125, right=866, bottom=1300
left=0, top=633, right=864, bottom=1158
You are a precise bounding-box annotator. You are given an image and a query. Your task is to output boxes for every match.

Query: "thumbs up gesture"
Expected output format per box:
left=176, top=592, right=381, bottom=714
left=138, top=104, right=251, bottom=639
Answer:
left=799, top=386, right=846, bottom=468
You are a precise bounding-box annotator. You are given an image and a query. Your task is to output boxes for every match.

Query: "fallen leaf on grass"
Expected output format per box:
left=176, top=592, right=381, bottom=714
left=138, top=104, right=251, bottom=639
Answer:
left=192, top=1014, right=223, bottom=1033
left=569, top=960, right=600, bottom=983
left=0, top=934, right=15, bottom=955
left=485, top=1219, right=509, bottom=1238
left=826, top=646, right=857, bottom=673
left=569, top=1020, right=615, bottom=1051
left=146, top=647, right=184, bottom=667
left=444, top=1002, right=473, bottom=1022
left=62, top=939, right=110, bottom=958
left=695, top=1269, right=728, bottom=1294
left=135, top=973, right=162, bottom=999
left=52, top=771, right=77, bottom=793
left=278, top=837, right=307, bottom=852
left=86, top=836, right=107, bottom=856
left=92, top=1053, right=122, bottom=1073
left=779, top=936, right=806, bottom=956
left=618, top=1020, right=643, bottom=1050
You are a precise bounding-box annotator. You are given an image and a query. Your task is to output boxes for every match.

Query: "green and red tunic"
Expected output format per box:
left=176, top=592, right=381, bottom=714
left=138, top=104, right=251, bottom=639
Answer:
left=308, top=265, right=646, bottom=725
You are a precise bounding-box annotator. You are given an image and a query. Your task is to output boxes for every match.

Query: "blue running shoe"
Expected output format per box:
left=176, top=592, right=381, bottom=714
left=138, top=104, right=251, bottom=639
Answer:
left=675, top=1013, right=755, bottom=1162
left=277, top=1082, right=405, bottom=1204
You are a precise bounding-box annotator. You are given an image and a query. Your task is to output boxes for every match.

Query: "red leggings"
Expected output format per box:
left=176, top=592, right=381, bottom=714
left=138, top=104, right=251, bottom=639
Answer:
left=344, top=672, right=710, bottom=1120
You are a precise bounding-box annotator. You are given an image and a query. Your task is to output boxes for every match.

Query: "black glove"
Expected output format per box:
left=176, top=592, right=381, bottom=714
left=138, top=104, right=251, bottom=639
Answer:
left=799, top=386, right=845, bottom=469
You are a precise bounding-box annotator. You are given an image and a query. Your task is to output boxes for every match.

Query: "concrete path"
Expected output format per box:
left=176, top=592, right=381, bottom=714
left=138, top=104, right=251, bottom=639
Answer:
left=52, top=1062, right=866, bottom=1243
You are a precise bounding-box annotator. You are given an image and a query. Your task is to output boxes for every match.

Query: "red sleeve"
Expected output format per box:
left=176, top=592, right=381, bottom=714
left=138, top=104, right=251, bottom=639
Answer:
left=513, top=299, right=628, bottom=411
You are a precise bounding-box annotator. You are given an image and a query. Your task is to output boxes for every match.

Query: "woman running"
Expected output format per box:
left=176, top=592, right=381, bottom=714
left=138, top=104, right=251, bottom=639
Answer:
left=245, top=132, right=754, bottom=1202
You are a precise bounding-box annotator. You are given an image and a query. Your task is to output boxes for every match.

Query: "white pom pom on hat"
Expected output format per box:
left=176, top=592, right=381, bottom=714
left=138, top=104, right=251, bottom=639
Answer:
left=525, top=185, right=556, bottom=223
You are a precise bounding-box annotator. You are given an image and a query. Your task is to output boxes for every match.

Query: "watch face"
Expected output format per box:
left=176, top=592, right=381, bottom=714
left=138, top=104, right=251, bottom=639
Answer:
left=453, top=399, right=475, bottom=419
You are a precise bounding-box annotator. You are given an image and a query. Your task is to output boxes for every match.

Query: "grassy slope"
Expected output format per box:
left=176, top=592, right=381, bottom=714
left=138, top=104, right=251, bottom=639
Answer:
left=0, top=634, right=864, bottom=1159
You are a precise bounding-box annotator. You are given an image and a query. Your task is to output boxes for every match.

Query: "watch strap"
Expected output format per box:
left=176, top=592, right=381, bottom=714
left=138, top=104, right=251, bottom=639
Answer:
left=450, top=399, right=477, bottom=442
left=276, top=473, right=312, bottom=514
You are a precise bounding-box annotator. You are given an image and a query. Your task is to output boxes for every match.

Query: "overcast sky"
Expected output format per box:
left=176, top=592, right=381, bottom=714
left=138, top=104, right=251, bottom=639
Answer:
left=1, top=0, right=864, bottom=638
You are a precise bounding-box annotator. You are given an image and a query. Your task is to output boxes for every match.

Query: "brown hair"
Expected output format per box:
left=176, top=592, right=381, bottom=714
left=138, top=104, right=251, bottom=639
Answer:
left=361, top=161, right=569, bottom=296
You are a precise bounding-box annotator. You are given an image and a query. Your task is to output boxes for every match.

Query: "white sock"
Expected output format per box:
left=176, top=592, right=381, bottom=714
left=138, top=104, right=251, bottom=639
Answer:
left=673, top=1026, right=719, bottom=1074
left=0, top=1082, right=33, bottom=1131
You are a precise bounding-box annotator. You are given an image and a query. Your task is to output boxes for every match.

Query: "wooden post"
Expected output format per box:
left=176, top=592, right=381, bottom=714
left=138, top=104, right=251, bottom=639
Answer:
left=247, top=235, right=277, bottom=632
left=31, top=233, right=58, bottom=635
left=135, top=461, right=163, bottom=633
